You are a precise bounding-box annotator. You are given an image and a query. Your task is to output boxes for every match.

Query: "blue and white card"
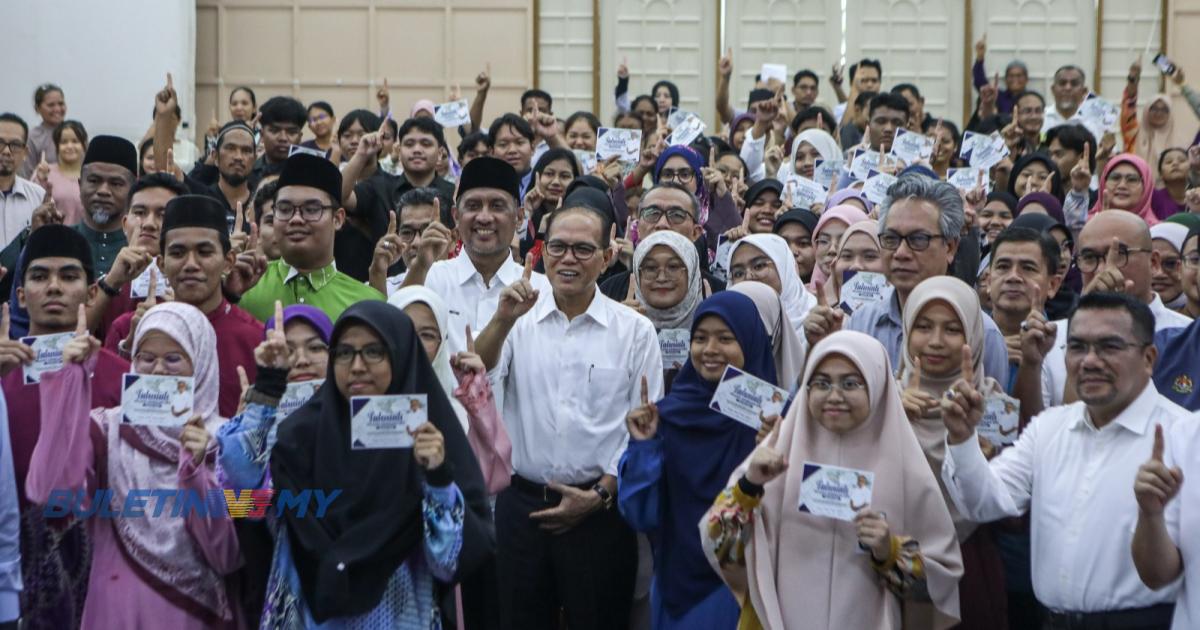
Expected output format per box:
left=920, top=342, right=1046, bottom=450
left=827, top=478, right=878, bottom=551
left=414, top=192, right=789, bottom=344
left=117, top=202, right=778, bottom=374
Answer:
left=658, top=328, right=691, bottom=371
left=849, top=149, right=882, bottom=181
left=130, top=263, right=170, bottom=299
left=862, top=169, right=897, bottom=204
left=574, top=149, right=597, bottom=173
left=278, top=379, right=323, bottom=419
left=839, top=270, right=890, bottom=315
left=708, top=365, right=791, bottom=431
left=799, top=462, right=875, bottom=521
left=947, top=167, right=992, bottom=195
left=121, top=373, right=194, bottom=426
left=19, top=332, right=73, bottom=385
left=595, top=127, right=641, bottom=162
left=783, top=175, right=827, bottom=211
left=813, top=159, right=844, bottom=190
left=979, top=392, right=1021, bottom=447
left=960, top=131, right=1008, bottom=170
left=668, top=113, right=707, bottom=147
left=889, top=128, right=934, bottom=164
left=350, top=394, right=427, bottom=450
left=433, top=99, right=471, bottom=128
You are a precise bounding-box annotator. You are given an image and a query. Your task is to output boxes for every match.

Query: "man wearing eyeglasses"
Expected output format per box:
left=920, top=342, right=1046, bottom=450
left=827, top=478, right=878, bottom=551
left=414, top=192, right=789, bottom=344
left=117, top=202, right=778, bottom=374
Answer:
left=1025, top=211, right=1192, bottom=412
left=942, top=291, right=1188, bottom=630
left=475, top=197, right=663, bottom=630
left=0, top=113, right=45, bottom=246
left=599, top=183, right=725, bottom=301
left=238, top=153, right=384, bottom=323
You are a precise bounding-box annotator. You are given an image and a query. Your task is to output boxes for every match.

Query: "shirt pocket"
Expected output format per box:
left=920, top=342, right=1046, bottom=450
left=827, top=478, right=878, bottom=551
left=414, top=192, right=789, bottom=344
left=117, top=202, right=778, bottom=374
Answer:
left=573, top=365, right=629, bottom=418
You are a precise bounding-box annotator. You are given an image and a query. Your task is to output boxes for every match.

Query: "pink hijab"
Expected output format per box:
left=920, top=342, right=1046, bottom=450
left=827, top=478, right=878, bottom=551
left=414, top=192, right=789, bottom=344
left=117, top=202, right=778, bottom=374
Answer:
left=729, top=331, right=962, bottom=629
left=808, top=204, right=870, bottom=291
left=104, top=302, right=230, bottom=622
left=1088, top=152, right=1158, bottom=226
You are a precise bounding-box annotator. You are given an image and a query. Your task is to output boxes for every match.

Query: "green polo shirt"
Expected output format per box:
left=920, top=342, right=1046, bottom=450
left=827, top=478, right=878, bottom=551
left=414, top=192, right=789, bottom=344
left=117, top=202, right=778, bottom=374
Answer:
left=239, top=259, right=383, bottom=323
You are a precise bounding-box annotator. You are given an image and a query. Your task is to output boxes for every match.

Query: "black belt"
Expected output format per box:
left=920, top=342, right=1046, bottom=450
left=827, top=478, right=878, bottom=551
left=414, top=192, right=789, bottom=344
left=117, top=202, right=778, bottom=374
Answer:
left=1044, top=603, right=1174, bottom=630
left=510, top=475, right=596, bottom=504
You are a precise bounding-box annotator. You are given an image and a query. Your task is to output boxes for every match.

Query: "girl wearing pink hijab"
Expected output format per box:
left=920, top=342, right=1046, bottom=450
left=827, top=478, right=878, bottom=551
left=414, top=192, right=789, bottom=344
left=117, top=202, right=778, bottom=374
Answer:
left=1087, top=153, right=1159, bottom=227
left=701, top=331, right=962, bottom=629
left=808, top=204, right=870, bottom=294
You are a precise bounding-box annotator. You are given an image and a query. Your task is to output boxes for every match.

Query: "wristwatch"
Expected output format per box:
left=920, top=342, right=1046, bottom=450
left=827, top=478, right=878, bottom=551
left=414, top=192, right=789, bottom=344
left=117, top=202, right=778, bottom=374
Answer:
left=96, top=274, right=120, bottom=297
left=592, top=483, right=615, bottom=510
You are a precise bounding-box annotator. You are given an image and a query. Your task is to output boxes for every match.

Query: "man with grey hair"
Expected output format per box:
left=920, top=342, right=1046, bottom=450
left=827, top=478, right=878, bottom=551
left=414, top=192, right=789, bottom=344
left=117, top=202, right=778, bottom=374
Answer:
left=1042, top=65, right=1117, bottom=143
left=803, top=175, right=1010, bottom=384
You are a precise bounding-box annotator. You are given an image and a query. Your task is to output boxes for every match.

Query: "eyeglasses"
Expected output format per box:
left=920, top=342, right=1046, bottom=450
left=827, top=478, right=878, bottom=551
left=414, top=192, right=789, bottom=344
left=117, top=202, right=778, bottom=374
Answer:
left=1184, top=253, right=1200, bottom=269
left=1105, top=173, right=1143, bottom=186
left=1072, top=246, right=1151, bottom=273
left=807, top=376, right=867, bottom=394
left=274, top=202, right=335, bottom=222
left=1160, top=257, right=1182, bottom=273
left=0, top=140, right=25, bottom=153
left=729, top=256, right=776, bottom=282
left=332, top=343, right=388, bottom=365
left=658, top=168, right=695, bottom=184
left=639, top=205, right=693, bottom=225
left=398, top=223, right=432, bottom=242
left=133, top=352, right=189, bottom=374
left=638, top=262, right=688, bottom=280
left=1065, top=337, right=1149, bottom=358
left=879, top=231, right=946, bottom=252
left=544, top=239, right=599, bottom=261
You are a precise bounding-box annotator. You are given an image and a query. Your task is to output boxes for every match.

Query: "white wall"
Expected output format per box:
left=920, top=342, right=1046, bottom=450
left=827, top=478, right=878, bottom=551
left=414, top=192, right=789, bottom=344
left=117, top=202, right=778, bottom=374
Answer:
left=0, top=0, right=195, bottom=145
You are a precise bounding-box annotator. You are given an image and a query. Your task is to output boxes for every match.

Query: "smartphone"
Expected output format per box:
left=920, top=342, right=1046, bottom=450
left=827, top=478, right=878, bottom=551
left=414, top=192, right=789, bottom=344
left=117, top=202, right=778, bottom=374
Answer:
left=1153, top=53, right=1176, bottom=76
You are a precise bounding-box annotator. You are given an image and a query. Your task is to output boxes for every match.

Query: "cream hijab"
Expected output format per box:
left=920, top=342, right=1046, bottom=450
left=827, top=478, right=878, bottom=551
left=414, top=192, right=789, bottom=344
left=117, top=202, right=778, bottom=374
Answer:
left=724, top=331, right=962, bottom=630
left=388, top=286, right=470, bottom=434
left=729, top=281, right=807, bottom=390
left=776, top=128, right=842, bottom=181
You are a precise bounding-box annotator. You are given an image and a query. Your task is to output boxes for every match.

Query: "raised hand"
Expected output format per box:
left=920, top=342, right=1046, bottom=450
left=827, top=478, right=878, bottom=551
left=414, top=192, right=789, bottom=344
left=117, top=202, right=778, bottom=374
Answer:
left=617, top=56, right=630, bottom=80
left=745, top=444, right=788, bottom=485
left=974, top=33, right=987, bottom=60
left=941, top=345, right=984, bottom=444
left=723, top=203, right=752, bottom=243
left=496, top=254, right=539, bottom=322
left=1020, top=285, right=1058, bottom=366
left=1134, top=424, right=1184, bottom=516
left=901, top=358, right=938, bottom=422
left=626, top=375, right=659, bottom=441
left=412, top=422, right=446, bottom=470
left=719, top=48, right=733, bottom=79
left=356, top=131, right=382, bottom=161
left=829, top=62, right=844, bottom=87
left=854, top=509, right=892, bottom=561
left=255, top=301, right=290, bottom=370
left=622, top=275, right=644, bottom=315
left=979, top=74, right=999, bottom=118
left=180, top=415, right=211, bottom=466
left=803, top=281, right=844, bottom=347
left=226, top=230, right=268, bottom=298
left=764, top=133, right=784, bottom=179
left=1185, top=186, right=1200, bottom=213
left=1070, top=142, right=1092, bottom=193
left=523, top=172, right=545, bottom=218
left=371, top=211, right=407, bottom=277
left=30, top=195, right=62, bottom=231
left=1097, top=131, right=1117, bottom=162
left=416, top=217, right=453, bottom=269
left=450, top=325, right=486, bottom=375
left=1083, top=237, right=1135, bottom=295
left=613, top=220, right=634, bottom=269
left=702, top=147, right=728, bottom=197
left=376, top=77, right=390, bottom=111
left=154, top=72, right=178, bottom=121
left=756, top=413, right=781, bottom=443
left=62, top=304, right=101, bottom=365
left=476, top=64, right=491, bottom=93
left=0, top=304, right=35, bottom=377
left=230, top=201, right=249, bottom=254
left=1002, top=105, right=1022, bottom=150
left=34, top=154, right=50, bottom=189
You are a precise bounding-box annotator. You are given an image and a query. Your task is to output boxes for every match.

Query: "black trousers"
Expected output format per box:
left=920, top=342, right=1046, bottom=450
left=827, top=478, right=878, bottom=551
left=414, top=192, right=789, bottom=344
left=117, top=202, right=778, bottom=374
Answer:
left=495, top=482, right=637, bottom=630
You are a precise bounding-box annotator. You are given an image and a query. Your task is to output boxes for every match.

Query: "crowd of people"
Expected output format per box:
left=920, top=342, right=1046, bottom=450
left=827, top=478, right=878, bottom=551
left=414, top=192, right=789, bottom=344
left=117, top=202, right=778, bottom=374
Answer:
left=0, top=34, right=1198, bottom=630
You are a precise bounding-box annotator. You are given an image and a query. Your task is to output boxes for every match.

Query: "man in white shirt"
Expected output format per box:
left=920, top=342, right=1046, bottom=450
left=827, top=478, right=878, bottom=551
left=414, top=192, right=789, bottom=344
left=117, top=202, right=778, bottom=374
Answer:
left=1015, top=211, right=1193, bottom=414
left=942, top=292, right=1187, bottom=629
left=477, top=200, right=664, bottom=630
left=403, top=156, right=551, bottom=355
left=0, top=114, right=45, bottom=246
left=1041, top=65, right=1121, bottom=150
left=1131, top=409, right=1199, bottom=630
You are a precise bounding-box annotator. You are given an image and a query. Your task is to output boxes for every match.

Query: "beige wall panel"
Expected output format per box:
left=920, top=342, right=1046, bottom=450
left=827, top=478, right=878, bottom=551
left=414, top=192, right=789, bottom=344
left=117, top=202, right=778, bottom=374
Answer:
left=298, top=9, right=370, bottom=80
left=196, top=6, right=219, bottom=82
left=971, top=0, right=1096, bottom=104
left=376, top=9, right=446, bottom=84
left=1167, top=0, right=1200, bottom=146
left=724, top=0, right=841, bottom=113
left=226, top=7, right=294, bottom=82
left=1097, top=0, right=1162, bottom=105
left=538, top=0, right=596, bottom=116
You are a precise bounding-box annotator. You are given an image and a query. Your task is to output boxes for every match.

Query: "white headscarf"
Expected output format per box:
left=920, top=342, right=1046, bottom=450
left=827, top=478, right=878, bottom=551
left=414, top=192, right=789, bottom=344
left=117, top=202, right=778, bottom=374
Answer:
left=388, top=286, right=470, bottom=434
left=726, top=233, right=817, bottom=340
left=1151, top=222, right=1192, bottom=309
left=776, top=128, right=842, bottom=181
left=632, top=231, right=703, bottom=330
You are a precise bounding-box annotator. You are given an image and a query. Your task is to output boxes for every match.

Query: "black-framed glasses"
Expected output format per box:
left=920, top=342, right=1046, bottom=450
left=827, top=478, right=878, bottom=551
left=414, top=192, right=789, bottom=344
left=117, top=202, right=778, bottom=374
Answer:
left=639, top=205, right=693, bottom=225
left=274, top=202, right=335, bottom=222
left=544, top=239, right=599, bottom=260
left=1072, top=247, right=1151, bottom=273
left=0, top=140, right=25, bottom=153
left=1065, top=337, right=1150, bottom=358
left=879, top=231, right=946, bottom=252
left=332, top=343, right=388, bottom=365
left=658, top=168, right=695, bottom=184
left=398, top=223, right=432, bottom=242
left=807, top=376, right=867, bottom=394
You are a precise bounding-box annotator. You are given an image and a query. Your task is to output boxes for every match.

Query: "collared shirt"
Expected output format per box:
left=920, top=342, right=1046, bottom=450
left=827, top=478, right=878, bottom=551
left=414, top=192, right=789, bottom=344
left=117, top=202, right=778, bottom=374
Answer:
left=1154, top=320, right=1200, bottom=411
left=1041, top=101, right=1124, bottom=153
left=0, top=391, right=22, bottom=622
left=239, top=258, right=384, bottom=323
left=1040, top=293, right=1193, bottom=408
left=942, top=382, right=1188, bottom=612
left=845, top=287, right=1011, bottom=387
left=72, top=221, right=127, bottom=276
left=0, top=177, right=43, bottom=246
left=493, top=287, right=664, bottom=484
left=1163, top=416, right=1200, bottom=629
left=423, top=252, right=553, bottom=356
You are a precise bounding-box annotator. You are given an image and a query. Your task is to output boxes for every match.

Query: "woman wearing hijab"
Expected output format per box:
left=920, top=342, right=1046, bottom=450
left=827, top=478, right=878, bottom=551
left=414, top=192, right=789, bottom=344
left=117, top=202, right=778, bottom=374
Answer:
left=652, top=80, right=680, bottom=115
left=978, top=191, right=1018, bottom=251
left=1087, top=152, right=1159, bottom=226
left=1126, top=94, right=1174, bottom=179
left=726, top=233, right=818, bottom=340
left=629, top=231, right=705, bottom=389
left=618, top=291, right=777, bottom=630
left=702, top=331, right=962, bottom=630
left=1150, top=222, right=1192, bottom=311
left=897, top=277, right=1009, bottom=630
left=728, top=281, right=807, bottom=392
left=242, top=301, right=493, bottom=627
left=27, top=302, right=241, bottom=628
left=389, top=286, right=513, bottom=494
left=653, top=145, right=742, bottom=259
left=774, top=128, right=840, bottom=183
left=828, top=219, right=886, bottom=307
left=729, top=113, right=755, bottom=152
left=808, top=204, right=870, bottom=293
left=826, top=187, right=872, bottom=214
left=1006, top=152, right=1064, bottom=202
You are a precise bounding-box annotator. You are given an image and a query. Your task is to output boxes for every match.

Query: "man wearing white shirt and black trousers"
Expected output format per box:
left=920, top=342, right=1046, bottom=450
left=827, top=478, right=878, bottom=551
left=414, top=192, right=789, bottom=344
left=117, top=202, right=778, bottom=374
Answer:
left=477, top=196, right=664, bottom=630
left=941, top=292, right=1187, bottom=629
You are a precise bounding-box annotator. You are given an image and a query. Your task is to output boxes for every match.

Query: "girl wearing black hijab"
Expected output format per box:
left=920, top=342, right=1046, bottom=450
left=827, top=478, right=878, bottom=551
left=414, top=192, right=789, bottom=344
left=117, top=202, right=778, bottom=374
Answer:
left=1006, top=152, right=1064, bottom=203
left=256, top=301, right=492, bottom=627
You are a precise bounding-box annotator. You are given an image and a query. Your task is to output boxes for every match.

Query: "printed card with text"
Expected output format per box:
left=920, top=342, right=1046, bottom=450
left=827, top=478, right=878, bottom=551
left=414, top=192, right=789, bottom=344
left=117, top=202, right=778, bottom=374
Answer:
left=20, top=332, right=74, bottom=385
left=784, top=174, right=827, bottom=211
left=433, top=99, right=471, bottom=127
left=799, top=462, right=875, bottom=521
left=889, top=128, right=934, bottom=164
left=595, top=127, right=642, bottom=163
left=960, top=132, right=1009, bottom=170
left=708, top=365, right=791, bottom=431
left=947, top=167, right=992, bottom=195
left=978, top=392, right=1021, bottom=447
left=668, top=113, right=707, bottom=147
left=574, top=149, right=597, bottom=174
left=862, top=169, right=897, bottom=205
left=813, top=159, right=844, bottom=190
left=121, top=374, right=194, bottom=426
left=839, top=270, right=890, bottom=315
left=849, top=149, right=882, bottom=181
left=1077, top=97, right=1119, bottom=128
left=658, top=328, right=691, bottom=371
left=760, top=63, right=788, bottom=85
left=130, top=263, right=171, bottom=299
left=350, top=394, right=428, bottom=450
left=278, top=379, right=323, bottom=420
left=711, top=233, right=733, bottom=283
left=667, top=107, right=692, bottom=129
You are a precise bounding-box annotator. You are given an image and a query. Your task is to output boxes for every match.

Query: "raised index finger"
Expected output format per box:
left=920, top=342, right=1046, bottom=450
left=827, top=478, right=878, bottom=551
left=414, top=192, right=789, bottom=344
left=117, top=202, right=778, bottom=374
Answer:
left=274, top=300, right=285, bottom=333
left=1152, top=423, right=1165, bottom=462
left=166, top=72, right=174, bottom=92
left=523, top=252, right=533, bottom=281
left=75, top=303, right=88, bottom=337
left=234, top=201, right=245, bottom=235
left=465, top=325, right=475, bottom=353
left=147, top=267, right=158, bottom=305
left=387, top=210, right=397, bottom=235
left=960, top=344, right=974, bottom=384
left=640, top=375, right=649, bottom=406
left=909, top=357, right=922, bottom=390
left=1106, top=236, right=1123, bottom=268
left=0, top=304, right=9, bottom=339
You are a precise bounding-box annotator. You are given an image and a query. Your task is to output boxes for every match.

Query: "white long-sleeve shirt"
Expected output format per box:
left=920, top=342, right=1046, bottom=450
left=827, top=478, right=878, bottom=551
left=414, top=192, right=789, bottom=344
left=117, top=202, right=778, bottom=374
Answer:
left=942, top=382, right=1188, bottom=612
left=1163, top=416, right=1200, bottom=629
left=492, top=287, right=664, bottom=484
